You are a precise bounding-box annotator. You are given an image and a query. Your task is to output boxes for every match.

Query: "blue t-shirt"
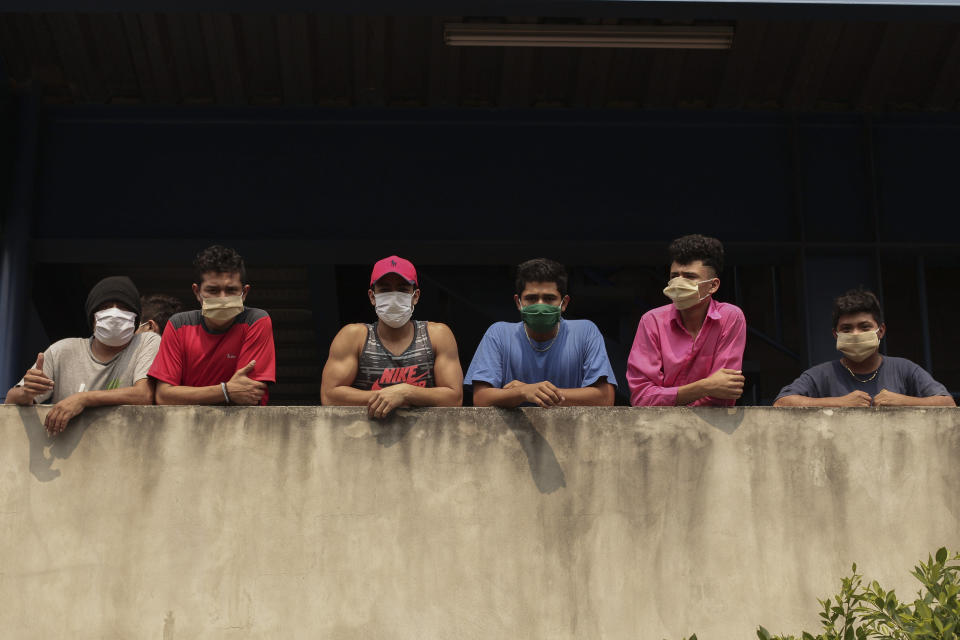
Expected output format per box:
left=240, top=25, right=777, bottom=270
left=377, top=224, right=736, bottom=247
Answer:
left=775, top=356, right=949, bottom=401
left=464, top=319, right=617, bottom=390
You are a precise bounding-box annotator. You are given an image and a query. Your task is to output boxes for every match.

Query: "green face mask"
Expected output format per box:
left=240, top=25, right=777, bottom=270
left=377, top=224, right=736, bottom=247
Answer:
left=520, top=303, right=562, bottom=333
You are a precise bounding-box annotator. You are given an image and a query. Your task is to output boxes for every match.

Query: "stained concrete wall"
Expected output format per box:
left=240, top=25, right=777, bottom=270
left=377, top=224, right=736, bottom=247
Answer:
left=1, top=405, right=959, bottom=639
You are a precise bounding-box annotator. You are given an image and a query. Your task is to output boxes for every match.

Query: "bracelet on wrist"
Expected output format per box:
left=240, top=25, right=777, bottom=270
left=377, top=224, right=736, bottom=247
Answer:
left=221, top=382, right=232, bottom=405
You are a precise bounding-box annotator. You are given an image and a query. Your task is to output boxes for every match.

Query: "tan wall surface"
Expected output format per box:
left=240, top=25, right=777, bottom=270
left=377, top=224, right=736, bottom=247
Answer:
left=1, top=405, right=959, bottom=640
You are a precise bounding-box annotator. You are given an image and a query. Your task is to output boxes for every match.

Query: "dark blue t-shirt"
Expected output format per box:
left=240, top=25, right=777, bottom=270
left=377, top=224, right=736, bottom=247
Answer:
left=775, top=356, right=949, bottom=401
left=464, top=319, right=617, bottom=390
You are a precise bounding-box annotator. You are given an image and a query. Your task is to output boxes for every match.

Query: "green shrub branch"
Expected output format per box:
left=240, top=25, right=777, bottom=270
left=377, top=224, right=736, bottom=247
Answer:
left=671, top=548, right=960, bottom=640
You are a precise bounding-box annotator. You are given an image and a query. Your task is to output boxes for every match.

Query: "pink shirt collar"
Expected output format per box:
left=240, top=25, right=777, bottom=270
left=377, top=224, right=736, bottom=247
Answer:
left=670, top=297, right=722, bottom=331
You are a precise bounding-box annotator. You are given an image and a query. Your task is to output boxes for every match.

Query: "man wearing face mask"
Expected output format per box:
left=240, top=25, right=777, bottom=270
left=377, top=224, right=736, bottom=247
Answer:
left=320, top=255, right=463, bottom=418
left=627, top=234, right=746, bottom=407
left=465, top=258, right=616, bottom=408
left=774, top=289, right=954, bottom=407
left=150, top=245, right=275, bottom=406
left=4, top=276, right=160, bottom=433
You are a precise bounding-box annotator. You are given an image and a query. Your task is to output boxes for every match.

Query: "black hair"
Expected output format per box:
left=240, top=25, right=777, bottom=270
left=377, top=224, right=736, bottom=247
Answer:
left=193, top=245, right=247, bottom=284
left=515, top=258, right=568, bottom=297
left=140, top=294, right=185, bottom=333
left=668, top=234, right=725, bottom=276
left=832, top=288, right=884, bottom=329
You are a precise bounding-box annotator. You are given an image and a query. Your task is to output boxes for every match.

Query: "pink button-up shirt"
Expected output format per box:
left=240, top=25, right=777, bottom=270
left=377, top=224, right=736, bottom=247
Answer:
left=627, top=298, right=746, bottom=407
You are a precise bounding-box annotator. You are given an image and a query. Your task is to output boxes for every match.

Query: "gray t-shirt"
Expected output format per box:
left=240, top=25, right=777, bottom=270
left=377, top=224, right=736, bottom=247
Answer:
left=20, top=333, right=161, bottom=404
left=775, top=356, right=950, bottom=402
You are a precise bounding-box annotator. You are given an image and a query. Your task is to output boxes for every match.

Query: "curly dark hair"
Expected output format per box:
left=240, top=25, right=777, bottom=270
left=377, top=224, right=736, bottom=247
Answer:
left=832, top=288, right=883, bottom=329
left=140, top=294, right=184, bottom=333
left=515, top=258, right=568, bottom=297
left=668, top=234, right=724, bottom=276
left=193, top=245, right=246, bottom=284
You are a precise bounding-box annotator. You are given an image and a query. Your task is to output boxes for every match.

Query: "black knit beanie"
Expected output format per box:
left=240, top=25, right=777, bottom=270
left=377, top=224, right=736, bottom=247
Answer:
left=85, top=276, right=141, bottom=329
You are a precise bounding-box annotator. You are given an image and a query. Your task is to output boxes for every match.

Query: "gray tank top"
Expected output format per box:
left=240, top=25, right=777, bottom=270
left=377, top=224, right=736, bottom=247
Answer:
left=353, top=320, right=436, bottom=390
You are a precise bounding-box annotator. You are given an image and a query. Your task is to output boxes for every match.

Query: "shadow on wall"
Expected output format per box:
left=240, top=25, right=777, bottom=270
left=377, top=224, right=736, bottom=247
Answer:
left=692, top=407, right=747, bottom=434
left=369, top=415, right=414, bottom=448
left=505, top=411, right=567, bottom=495
left=19, top=405, right=90, bottom=482
left=361, top=407, right=567, bottom=494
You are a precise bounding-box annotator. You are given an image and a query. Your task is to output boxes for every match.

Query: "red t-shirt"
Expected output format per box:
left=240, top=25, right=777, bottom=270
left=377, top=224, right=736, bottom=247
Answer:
left=148, top=308, right=276, bottom=405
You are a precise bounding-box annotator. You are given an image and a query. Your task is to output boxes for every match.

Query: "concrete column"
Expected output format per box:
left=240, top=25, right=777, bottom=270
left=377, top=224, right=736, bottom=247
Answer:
left=0, top=95, right=39, bottom=395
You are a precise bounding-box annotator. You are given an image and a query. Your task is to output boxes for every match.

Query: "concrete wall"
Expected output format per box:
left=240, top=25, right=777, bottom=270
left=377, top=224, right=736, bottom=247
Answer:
left=2, top=405, right=959, bottom=639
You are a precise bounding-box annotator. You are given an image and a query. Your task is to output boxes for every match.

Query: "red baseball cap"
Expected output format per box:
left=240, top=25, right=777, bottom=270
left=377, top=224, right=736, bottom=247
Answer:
left=370, top=255, right=418, bottom=287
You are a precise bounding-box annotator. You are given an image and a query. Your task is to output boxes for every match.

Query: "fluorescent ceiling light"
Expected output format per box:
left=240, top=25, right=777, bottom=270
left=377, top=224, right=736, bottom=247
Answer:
left=444, top=23, right=734, bottom=49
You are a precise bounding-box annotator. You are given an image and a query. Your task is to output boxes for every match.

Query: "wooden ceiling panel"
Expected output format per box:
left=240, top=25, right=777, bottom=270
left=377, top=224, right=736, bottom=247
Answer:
left=278, top=13, right=313, bottom=105
left=499, top=46, right=534, bottom=108
left=887, top=23, right=952, bottom=109
left=497, top=18, right=538, bottom=108
left=716, top=20, right=766, bottom=109
left=674, top=49, right=727, bottom=109
left=571, top=47, right=611, bottom=109
left=602, top=48, right=651, bottom=108
left=238, top=14, right=282, bottom=104
left=643, top=49, right=686, bottom=109
left=857, top=22, right=917, bottom=111
left=312, top=15, right=352, bottom=106
left=386, top=16, right=429, bottom=106
left=134, top=14, right=179, bottom=104
left=166, top=13, right=215, bottom=103
left=457, top=45, right=501, bottom=107
left=744, top=21, right=806, bottom=109
left=570, top=17, right=616, bottom=109
left=817, top=22, right=886, bottom=110
left=46, top=13, right=107, bottom=102
left=123, top=14, right=158, bottom=102
left=785, top=21, right=842, bottom=111
left=86, top=14, right=140, bottom=102
left=427, top=16, right=460, bottom=107
left=2, top=13, right=959, bottom=113
left=199, top=14, right=244, bottom=104
left=30, top=13, right=74, bottom=100
left=0, top=15, right=30, bottom=82
left=352, top=15, right=386, bottom=107
left=928, top=26, right=960, bottom=111
left=531, top=46, right=577, bottom=107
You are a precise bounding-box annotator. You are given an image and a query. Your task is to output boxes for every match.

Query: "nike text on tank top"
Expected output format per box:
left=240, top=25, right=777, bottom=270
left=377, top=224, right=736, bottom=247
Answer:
left=353, top=320, right=436, bottom=390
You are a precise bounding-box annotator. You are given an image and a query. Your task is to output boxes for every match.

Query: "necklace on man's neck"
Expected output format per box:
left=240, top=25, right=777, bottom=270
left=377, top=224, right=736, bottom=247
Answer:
left=524, top=324, right=560, bottom=353
left=842, top=359, right=881, bottom=383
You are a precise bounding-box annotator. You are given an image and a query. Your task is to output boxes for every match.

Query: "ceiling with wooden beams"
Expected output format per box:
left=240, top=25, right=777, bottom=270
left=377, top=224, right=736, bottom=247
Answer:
left=1, top=14, right=960, bottom=112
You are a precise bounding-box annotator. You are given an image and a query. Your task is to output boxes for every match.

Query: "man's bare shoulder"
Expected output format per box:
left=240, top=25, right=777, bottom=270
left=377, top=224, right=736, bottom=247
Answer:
left=337, top=323, right=370, bottom=343
left=426, top=321, right=452, bottom=332
left=327, top=323, right=370, bottom=360
left=426, top=322, right=457, bottom=341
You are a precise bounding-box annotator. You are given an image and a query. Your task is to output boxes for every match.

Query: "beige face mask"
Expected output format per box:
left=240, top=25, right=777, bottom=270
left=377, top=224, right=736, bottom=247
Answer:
left=201, top=295, right=244, bottom=324
left=663, top=277, right=713, bottom=311
left=836, top=330, right=880, bottom=363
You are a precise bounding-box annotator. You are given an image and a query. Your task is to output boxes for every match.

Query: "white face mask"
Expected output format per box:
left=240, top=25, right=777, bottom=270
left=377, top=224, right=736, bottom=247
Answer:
left=94, top=308, right=137, bottom=347
left=663, top=277, right=713, bottom=311
left=375, top=291, right=414, bottom=328
left=201, top=295, right=244, bottom=324
left=836, top=330, right=880, bottom=363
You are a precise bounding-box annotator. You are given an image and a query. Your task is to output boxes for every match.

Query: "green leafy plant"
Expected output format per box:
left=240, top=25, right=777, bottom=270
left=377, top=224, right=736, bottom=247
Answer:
left=681, top=548, right=960, bottom=640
